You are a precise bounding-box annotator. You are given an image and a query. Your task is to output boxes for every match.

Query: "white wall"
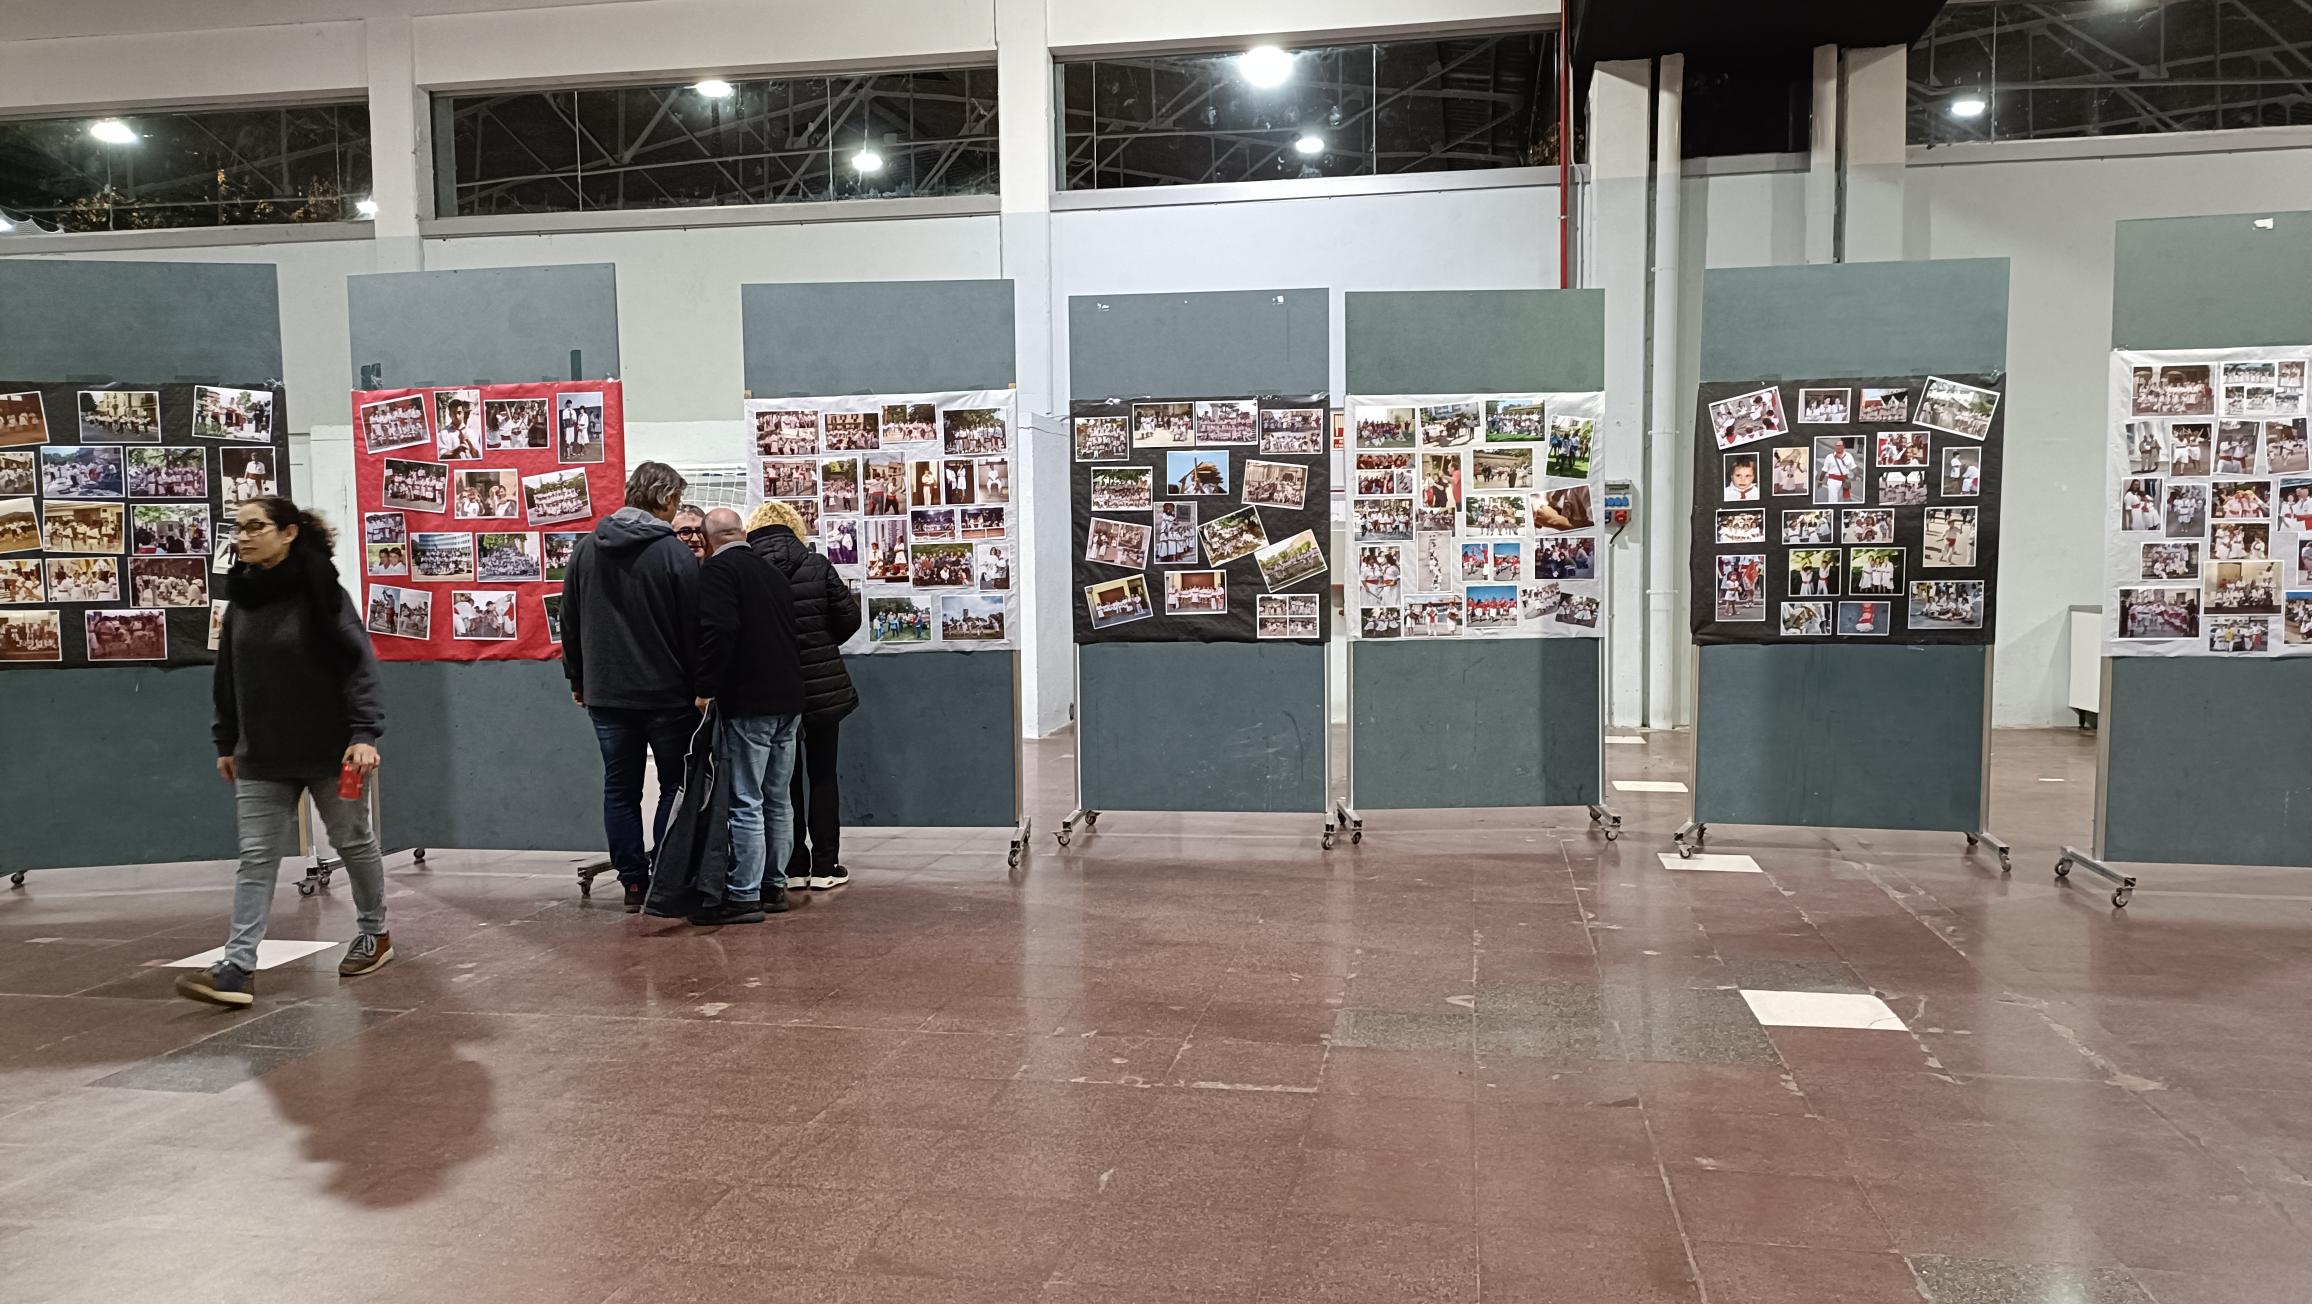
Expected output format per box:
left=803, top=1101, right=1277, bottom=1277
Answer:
left=1050, top=0, right=1554, bottom=53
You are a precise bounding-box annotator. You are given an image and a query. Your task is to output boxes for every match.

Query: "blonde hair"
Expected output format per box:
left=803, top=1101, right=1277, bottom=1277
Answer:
left=747, top=500, right=806, bottom=534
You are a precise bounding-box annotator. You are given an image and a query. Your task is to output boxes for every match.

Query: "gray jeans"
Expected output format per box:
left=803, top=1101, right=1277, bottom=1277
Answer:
left=226, top=778, right=387, bottom=971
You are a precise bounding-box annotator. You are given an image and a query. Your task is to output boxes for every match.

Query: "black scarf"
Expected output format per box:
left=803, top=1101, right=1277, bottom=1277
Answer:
left=228, top=546, right=356, bottom=668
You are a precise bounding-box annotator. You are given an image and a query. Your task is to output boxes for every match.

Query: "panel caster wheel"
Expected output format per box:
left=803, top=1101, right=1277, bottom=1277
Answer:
left=412, top=848, right=428, bottom=865
left=1322, top=830, right=1337, bottom=850
left=2111, top=887, right=2132, bottom=908
left=1998, top=849, right=2012, bottom=872
left=1056, top=830, right=1071, bottom=848
left=1965, top=833, right=1979, bottom=847
left=1677, top=843, right=1694, bottom=859
left=1350, top=828, right=1363, bottom=844
left=1603, top=826, right=1620, bottom=842
left=9, top=872, right=24, bottom=888
left=1007, top=845, right=1023, bottom=868
left=1693, top=826, right=1708, bottom=847
left=1083, top=812, right=1100, bottom=828
left=2054, top=858, right=2071, bottom=880
left=297, top=878, right=317, bottom=897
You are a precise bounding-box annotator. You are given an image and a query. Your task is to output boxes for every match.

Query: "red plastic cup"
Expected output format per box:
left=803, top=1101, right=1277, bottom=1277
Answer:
left=338, top=763, right=366, bottom=801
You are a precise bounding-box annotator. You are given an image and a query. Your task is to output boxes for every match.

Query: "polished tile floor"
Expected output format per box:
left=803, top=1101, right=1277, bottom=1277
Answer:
left=3, top=728, right=2310, bottom=1303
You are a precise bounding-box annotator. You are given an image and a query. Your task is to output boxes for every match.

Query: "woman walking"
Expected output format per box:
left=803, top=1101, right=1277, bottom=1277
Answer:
left=177, top=498, right=392, bottom=1007
left=746, top=501, right=861, bottom=890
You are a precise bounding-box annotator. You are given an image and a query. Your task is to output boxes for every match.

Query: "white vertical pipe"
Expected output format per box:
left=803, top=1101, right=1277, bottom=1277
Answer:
left=1644, top=54, right=1684, bottom=730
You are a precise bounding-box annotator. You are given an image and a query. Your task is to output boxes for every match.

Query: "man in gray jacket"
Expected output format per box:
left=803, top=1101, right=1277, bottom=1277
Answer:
left=562, top=462, right=699, bottom=912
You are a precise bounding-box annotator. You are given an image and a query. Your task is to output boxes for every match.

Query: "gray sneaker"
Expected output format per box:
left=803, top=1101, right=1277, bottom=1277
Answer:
left=339, top=931, right=395, bottom=977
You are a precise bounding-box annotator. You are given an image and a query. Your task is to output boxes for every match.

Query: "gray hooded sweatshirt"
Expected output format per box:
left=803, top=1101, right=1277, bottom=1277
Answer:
left=560, top=505, right=698, bottom=711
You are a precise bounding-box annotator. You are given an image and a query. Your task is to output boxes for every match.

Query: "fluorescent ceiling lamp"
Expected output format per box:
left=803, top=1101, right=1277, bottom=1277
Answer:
left=1238, top=46, right=1293, bottom=88
left=89, top=119, right=137, bottom=144
left=851, top=148, right=884, bottom=173
left=694, top=78, right=735, bottom=99
left=1948, top=96, right=1987, bottom=119
left=355, top=198, right=380, bottom=219
left=1293, top=133, right=1324, bottom=156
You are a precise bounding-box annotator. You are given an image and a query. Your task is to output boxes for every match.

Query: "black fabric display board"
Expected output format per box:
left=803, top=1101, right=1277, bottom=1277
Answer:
left=1070, top=394, right=1332, bottom=644
left=0, top=379, right=288, bottom=669
left=1688, top=374, right=2005, bottom=645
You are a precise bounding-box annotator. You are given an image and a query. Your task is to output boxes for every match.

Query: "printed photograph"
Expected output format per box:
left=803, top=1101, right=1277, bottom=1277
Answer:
left=2281, top=479, right=2312, bottom=531
left=1849, top=546, right=1904, bottom=597
left=1537, top=485, right=1593, bottom=533
left=2164, top=482, right=2207, bottom=538
left=543, top=593, right=562, bottom=643
left=557, top=391, right=608, bottom=463
left=130, top=556, right=207, bottom=608
left=1202, top=505, right=1269, bottom=563
left=1837, top=601, right=1891, bottom=636
left=1403, top=595, right=1465, bottom=637
left=960, top=506, right=1006, bottom=541
left=1242, top=459, right=1306, bottom=508
left=1879, top=468, right=1929, bottom=505
left=219, top=448, right=277, bottom=505
left=1714, top=554, right=1765, bottom=621
left=1465, top=583, right=1517, bottom=629
left=1708, top=386, right=1788, bottom=448
left=1090, top=465, right=1153, bottom=510
left=869, top=595, right=934, bottom=644
left=1356, top=451, right=1415, bottom=496
left=1553, top=587, right=1602, bottom=630
left=0, top=609, right=62, bottom=661
left=1857, top=389, right=1911, bottom=423
left=41, top=446, right=124, bottom=499
left=412, top=531, right=476, bottom=582
left=2131, top=364, right=2213, bottom=417
left=0, top=558, right=41, bottom=604
left=130, top=504, right=209, bottom=556
left=1353, top=498, right=1412, bottom=542
left=1484, top=397, right=1549, bottom=444
left=456, top=468, right=523, bottom=520
left=2208, top=559, right=2280, bottom=615
left=1360, top=602, right=1403, bottom=638
left=476, top=531, right=542, bottom=582
left=193, top=385, right=275, bottom=442
left=2268, top=419, right=2310, bottom=474
left=2212, top=478, right=2272, bottom=520
left=1843, top=508, right=1895, bottom=545
left=39, top=502, right=122, bottom=555
left=1152, top=503, right=1198, bottom=565
left=127, top=447, right=206, bottom=500
left=1259, top=407, right=1325, bottom=454
left=1788, top=548, right=1841, bottom=598
left=1471, top=447, right=1532, bottom=490
left=2123, top=421, right=2162, bottom=475
left=1797, top=388, right=1851, bottom=424
left=2281, top=360, right=2309, bottom=414
left=0, top=451, right=30, bottom=496
left=0, top=391, right=52, bottom=448
left=2207, top=616, right=2270, bottom=653
left=1085, top=574, right=1154, bottom=630
left=1546, top=414, right=1594, bottom=478
left=1164, top=569, right=1228, bottom=616
left=366, top=540, right=408, bottom=576
left=976, top=458, right=1011, bottom=504
left=821, top=518, right=859, bottom=566
left=1254, top=529, right=1326, bottom=591
left=1259, top=592, right=1322, bottom=640
left=1419, top=452, right=1462, bottom=511
left=2212, top=521, right=2266, bottom=562
left=1491, top=540, right=1523, bottom=581
left=1782, top=600, right=1833, bottom=636
left=1723, top=452, right=1761, bottom=502
left=383, top=458, right=449, bottom=512
left=1876, top=430, right=1930, bottom=467
left=819, top=457, right=861, bottom=515
left=864, top=518, right=909, bottom=580
left=2141, top=541, right=2200, bottom=581
left=431, top=390, right=482, bottom=460
left=78, top=390, right=161, bottom=443
left=940, top=458, right=977, bottom=506
left=910, top=507, right=957, bottom=540
left=824, top=411, right=881, bottom=451
left=939, top=594, right=1007, bottom=642
left=974, top=542, right=1011, bottom=591
left=483, top=397, right=550, bottom=450
left=1418, top=401, right=1481, bottom=448
left=882, top=404, right=936, bottom=444
left=520, top=467, right=592, bottom=525
left=1782, top=508, right=1834, bottom=545
left=2214, top=422, right=2262, bottom=474
left=85, top=609, right=167, bottom=660
left=862, top=453, right=907, bottom=516
left=1356, top=545, right=1402, bottom=605
left=1354, top=406, right=1417, bottom=449
left=1915, top=376, right=2000, bottom=439
left=765, top=457, right=820, bottom=501
left=1924, top=506, right=1979, bottom=567
left=1716, top=509, right=1766, bottom=545
left=449, top=590, right=518, bottom=640
left=1086, top=516, right=1152, bottom=569
left=45, top=556, right=120, bottom=603
left=1909, top=579, right=1985, bottom=630
left=1132, top=402, right=1196, bottom=448
left=1461, top=542, right=1489, bottom=582
left=911, top=541, right=974, bottom=588
left=1194, top=400, right=1258, bottom=445
left=1771, top=446, right=1810, bottom=496
left=2170, top=422, right=2213, bottom=477
left=2220, top=361, right=2282, bottom=418
left=2119, top=585, right=2199, bottom=638
left=2287, top=593, right=2312, bottom=646
left=1942, top=445, right=1984, bottom=498
left=1076, top=415, right=1129, bottom=462
left=944, top=408, right=1009, bottom=456
left=1534, top=535, right=1593, bottom=580
left=1813, top=436, right=1865, bottom=504
left=1165, top=450, right=1230, bottom=497
left=753, top=408, right=820, bottom=457
left=1521, top=583, right=1561, bottom=621
left=1414, top=534, right=1459, bottom=593
left=2119, top=477, right=2162, bottom=532
left=1464, top=493, right=1527, bottom=536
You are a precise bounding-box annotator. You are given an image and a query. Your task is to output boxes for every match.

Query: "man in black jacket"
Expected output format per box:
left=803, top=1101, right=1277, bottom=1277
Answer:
left=746, top=501, right=860, bottom=889
left=562, top=462, right=699, bottom=912
left=694, top=507, right=806, bottom=923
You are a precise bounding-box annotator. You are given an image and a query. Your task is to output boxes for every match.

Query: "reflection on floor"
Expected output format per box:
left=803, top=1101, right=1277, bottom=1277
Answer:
left=2, top=728, right=2309, bottom=1303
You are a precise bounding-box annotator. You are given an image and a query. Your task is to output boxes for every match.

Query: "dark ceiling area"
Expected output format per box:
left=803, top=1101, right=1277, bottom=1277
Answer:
left=1572, top=0, right=1953, bottom=64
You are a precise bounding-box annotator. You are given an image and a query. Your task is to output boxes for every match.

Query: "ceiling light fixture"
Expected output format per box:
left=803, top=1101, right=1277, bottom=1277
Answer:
left=694, top=79, right=735, bottom=99
left=355, top=198, right=380, bottom=219
left=851, top=148, right=884, bottom=174
left=1293, top=133, right=1325, bottom=156
left=0, top=217, right=14, bottom=234
left=89, top=119, right=137, bottom=144
left=1239, top=46, right=1293, bottom=89
left=1948, top=95, right=1987, bottom=119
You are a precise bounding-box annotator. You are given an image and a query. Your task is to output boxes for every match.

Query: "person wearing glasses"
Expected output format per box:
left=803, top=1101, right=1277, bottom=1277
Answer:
left=177, top=497, right=390, bottom=1008
left=673, top=505, right=708, bottom=562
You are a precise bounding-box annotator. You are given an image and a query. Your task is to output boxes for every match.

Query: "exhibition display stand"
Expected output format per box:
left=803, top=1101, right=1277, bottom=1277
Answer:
left=739, top=279, right=1029, bottom=868
left=2063, top=210, right=2312, bottom=898
left=1338, top=288, right=1616, bottom=841
left=1060, top=289, right=1337, bottom=846
left=1676, top=259, right=2016, bottom=873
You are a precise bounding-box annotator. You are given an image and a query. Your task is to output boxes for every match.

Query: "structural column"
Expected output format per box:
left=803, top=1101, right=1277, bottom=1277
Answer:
left=1842, top=46, right=1910, bottom=262
left=362, top=18, right=425, bottom=275
left=1585, top=60, right=1654, bottom=729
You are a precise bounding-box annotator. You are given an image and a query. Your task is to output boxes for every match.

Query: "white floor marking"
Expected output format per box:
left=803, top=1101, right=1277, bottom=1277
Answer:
left=1740, top=989, right=1909, bottom=1031
left=1657, top=852, right=1763, bottom=873
left=163, top=939, right=337, bottom=970
left=1613, top=780, right=1689, bottom=793
left=1604, top=735, right=1648, bottom=746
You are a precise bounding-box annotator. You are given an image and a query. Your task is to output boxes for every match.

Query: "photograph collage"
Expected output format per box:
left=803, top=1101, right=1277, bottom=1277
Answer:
left=1070, top=396, right=1330, bottom=643
left=1342, top=392, right=1605, bottom=640
left=0, top=381, right=285, bottom=669
left=2106, top=349, right=2312, bottom=656
left=353, top=382, right=622, bottom=661
left=747, top=391, right=1015, bottom=653
left=1688, top=373, right=2006, bottom=644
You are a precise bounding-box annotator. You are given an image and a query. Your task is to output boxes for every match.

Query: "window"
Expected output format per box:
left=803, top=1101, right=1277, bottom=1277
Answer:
left=1912, top=0, right=2312, bottom=145
left=1682, top=50, right=1815, bottom=158
left=0, top=103, right=370, bottom=232
left=436, top=68, right=999, bottom=216
left=1059, top=32, right=1560, bottom=190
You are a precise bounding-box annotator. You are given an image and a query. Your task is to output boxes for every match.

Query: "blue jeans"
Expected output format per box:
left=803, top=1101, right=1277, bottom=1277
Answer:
left=590, top=706, right=697, bottom=886
left=722, top=713, right=799, bottom=902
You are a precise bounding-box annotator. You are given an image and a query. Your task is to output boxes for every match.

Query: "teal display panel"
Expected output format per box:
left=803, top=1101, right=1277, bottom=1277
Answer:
left=2103, top=210, right=2312, bottom=867
left=1693, top=259, right=2008, bottom=835
left=349, top=265, right=621, bottom=384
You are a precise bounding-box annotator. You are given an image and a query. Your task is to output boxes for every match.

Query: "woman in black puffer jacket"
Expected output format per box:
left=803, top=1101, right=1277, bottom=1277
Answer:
left=746, top=501, right=861, bottom=889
